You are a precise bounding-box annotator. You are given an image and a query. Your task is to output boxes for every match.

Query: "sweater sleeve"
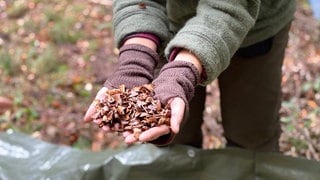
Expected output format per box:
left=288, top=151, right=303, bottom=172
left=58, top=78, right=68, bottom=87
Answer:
left=112, top=0, right=170, bottom=48
left=165, top=0, right=261, bottom=85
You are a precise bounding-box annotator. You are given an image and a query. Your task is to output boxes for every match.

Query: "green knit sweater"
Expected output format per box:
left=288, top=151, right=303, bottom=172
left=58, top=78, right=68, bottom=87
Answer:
left=112, top=0, right=296, bottom=84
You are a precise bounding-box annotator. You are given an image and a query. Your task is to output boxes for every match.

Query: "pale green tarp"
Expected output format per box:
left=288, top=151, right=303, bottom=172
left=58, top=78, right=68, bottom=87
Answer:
left=0, top=131, right=319, bottom=180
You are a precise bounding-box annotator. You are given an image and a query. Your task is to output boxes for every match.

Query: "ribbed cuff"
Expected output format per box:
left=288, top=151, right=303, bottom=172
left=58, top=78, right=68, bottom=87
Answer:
left=169, top=47, right=208, bottom=84
left=121, top=32, right=161, bottom=47
left=168, top=47, right=182, bottom=62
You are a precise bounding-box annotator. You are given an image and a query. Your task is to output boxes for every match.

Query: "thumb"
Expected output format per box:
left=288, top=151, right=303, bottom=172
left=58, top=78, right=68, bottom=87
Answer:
left=84, top=87, right=108, bottom=122
left=169, top=97, right=185, bottom=134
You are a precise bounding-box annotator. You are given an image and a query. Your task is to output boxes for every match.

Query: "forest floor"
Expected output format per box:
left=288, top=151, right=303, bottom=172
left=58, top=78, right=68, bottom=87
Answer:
left=0, top=0, right=320, bottom=161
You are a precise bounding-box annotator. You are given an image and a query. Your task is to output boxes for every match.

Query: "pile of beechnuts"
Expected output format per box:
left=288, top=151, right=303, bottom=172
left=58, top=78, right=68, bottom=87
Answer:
left=91, top=84, right=171, bottom=138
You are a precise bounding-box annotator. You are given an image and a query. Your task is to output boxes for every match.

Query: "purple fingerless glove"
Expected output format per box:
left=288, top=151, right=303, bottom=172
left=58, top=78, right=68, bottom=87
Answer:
left=104, top=44, right=159, bottom=89
left=150, top=61, right=200, bottom=146
left=153, top=61, right=201, bottom=106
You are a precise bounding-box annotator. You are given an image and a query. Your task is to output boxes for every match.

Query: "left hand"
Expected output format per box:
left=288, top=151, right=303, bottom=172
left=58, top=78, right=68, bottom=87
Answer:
left=123, top=97, right=185, bottom=144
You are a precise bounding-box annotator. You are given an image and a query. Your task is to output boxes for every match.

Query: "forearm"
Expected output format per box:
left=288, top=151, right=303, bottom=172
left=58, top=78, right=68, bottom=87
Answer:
left=112, top=0, right=169, bottom=48
left=124, top=37, right=203, bottom=80
left=165, top=0, right=260, bottom=84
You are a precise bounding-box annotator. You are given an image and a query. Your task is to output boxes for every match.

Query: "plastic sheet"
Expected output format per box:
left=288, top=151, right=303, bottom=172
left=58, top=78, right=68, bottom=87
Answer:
left=1, top=131, right=320, bottom=180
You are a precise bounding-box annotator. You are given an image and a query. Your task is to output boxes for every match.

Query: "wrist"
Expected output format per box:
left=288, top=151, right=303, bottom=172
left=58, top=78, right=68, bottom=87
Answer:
left=170, top=49, right=207, bottom=83
left=122, top=33, right=160, bottom=51
left=174, top=49, right=203, bottom=74
left=123, top=37, right=157, bottom=51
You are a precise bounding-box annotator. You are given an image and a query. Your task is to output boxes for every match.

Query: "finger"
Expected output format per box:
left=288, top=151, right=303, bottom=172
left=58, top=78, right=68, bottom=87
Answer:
left=96, top=87, right=109, bottom=98
left=93, top=118, right=102, bottom=124
left=139, top=125, right=170, bottom=142
left=124, top=134, right=139, bottom=144
left=113, top=123, right=120, bottom=131
left=102, top=126, right=110, bottom=131
left=169, top=98, right=185, bottom=134
left=83, top=103, right=96, bottom=122
left=84, top=87, right=108, bottom=122
left=102, top=122, right=121, bottom=132
left=122, top=131, right=131, bottom=138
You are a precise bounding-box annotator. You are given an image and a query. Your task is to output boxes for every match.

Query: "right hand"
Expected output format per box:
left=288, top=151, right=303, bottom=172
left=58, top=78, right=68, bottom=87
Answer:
left=84, top=43, right=159, bottom=126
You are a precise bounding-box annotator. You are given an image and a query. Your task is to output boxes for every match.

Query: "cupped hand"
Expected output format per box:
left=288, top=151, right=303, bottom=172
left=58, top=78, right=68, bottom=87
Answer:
left=84, top=43, right=159, bottom=129
left=122, top=97, right=185, bottom=145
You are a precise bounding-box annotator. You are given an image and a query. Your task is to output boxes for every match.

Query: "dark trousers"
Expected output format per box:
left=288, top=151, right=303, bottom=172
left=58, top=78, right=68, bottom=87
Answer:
left=172, top=23, right=291, bottom=151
